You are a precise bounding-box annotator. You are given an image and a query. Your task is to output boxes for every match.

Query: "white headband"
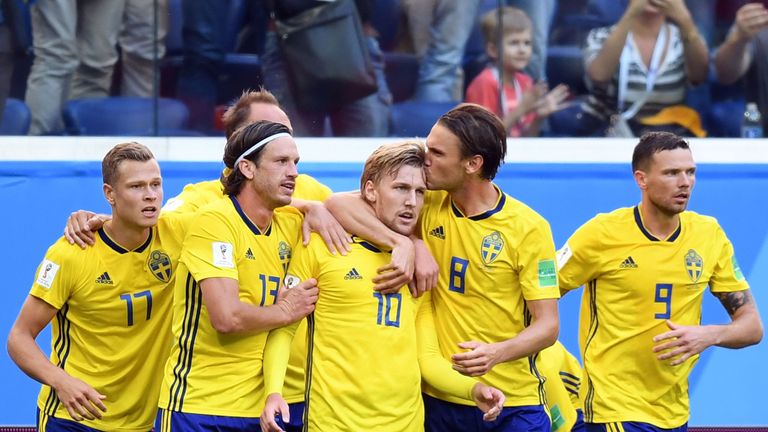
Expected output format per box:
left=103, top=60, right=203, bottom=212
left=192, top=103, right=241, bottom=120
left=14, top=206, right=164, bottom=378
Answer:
left=233, top=132, right=292, bottom=168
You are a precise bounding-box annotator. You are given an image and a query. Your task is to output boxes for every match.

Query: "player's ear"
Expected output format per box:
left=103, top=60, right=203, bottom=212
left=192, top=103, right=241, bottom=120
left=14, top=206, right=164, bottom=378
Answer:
left=238, top=159, right=256, bottom=180
left=103, top=183, right=116, bottom=206
left=633, top=170, right=647, bottom=190
left=363, top=180, right=377, bottom=204
left=465, top=155, right=484, bottom=176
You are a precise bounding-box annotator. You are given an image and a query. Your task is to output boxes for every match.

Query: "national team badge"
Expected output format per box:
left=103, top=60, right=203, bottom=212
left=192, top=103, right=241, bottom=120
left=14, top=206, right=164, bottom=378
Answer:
left=278, top=241, right=292, bottom=272
left=147, top=250, right=173, bottom=282
left=684, top=249, right=703, bottom=283
left=480, top=231, right=504, bottom=265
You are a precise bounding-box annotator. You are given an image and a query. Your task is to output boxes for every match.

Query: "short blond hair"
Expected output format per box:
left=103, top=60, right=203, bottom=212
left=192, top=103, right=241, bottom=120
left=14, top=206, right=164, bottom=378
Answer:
left=102, top=142, right=155, bottom=186
left=480, top=6, right=532, bottom=45
left=360, top=141, right=426, bottom=201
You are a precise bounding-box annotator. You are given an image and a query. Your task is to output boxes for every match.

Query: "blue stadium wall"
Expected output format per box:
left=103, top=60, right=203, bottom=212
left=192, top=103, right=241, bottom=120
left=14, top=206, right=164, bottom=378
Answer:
left=0, top=138, right=765, bottom=426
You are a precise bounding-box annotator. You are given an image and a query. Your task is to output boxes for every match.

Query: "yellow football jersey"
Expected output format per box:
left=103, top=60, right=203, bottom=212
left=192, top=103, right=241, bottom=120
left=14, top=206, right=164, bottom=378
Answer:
left=557, top=206, right=749, bottom=428
left=286, top=234, right=423, bottom=432
left=419, top=187, right=560, bottom=407
left=161, top=172, right=331, bottom=403
left=162, top=174, right=332, bottom=214
left=31, top=215, right=186, bottom=432
left=158, top=196, right=302, bottom=417
left=539, top=341, right=582, bottom=432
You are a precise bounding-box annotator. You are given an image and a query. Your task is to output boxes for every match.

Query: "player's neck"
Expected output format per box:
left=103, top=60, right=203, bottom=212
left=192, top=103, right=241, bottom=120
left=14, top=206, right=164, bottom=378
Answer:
left=104, top=218, right=151, bottom=251
left=450, top=180, right=499, bottom=217
left=235, top=188, right=274, bottom=232
left=638, top=202, right=680, bottom=240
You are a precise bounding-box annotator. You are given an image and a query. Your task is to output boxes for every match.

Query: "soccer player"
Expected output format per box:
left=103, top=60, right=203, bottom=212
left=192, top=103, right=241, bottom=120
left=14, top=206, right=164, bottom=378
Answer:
left=556, top=132, right=764, bottom=432
left=156, top=120, right=318, bottom=431
left=7, top=142, right=187, bottom=431
left=260, top=141, right=505, bottom=432
left=63, top=89, right=352, bottom=432
left=325, top=103, right=560, bottom=431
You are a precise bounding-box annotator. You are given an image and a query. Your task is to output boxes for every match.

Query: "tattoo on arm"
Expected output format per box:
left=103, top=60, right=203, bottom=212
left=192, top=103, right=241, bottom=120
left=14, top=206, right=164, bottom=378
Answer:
left=713, top=290, right=753, bottom=316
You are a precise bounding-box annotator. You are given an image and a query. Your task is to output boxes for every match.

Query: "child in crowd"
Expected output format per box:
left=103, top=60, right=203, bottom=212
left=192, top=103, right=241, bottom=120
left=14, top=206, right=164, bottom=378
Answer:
left=466, top=7, right=569, bottom=137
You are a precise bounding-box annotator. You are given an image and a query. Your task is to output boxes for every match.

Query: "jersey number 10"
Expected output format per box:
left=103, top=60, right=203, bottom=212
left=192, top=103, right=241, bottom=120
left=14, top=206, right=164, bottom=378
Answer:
left=373, top=292, right=402, bottom=328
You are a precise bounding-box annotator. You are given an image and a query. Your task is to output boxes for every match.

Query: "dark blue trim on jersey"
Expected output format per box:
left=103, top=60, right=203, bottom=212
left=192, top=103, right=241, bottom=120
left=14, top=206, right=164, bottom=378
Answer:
left=633, top=206, right=681, bottom=242
left=97, top=227, right=153, bottom=253
left=167, top=273, right=203, bottom=412
left=450, top=185, right=507, bottom=221
left=584, top=280, right=600, bottom=422
left=350, top=236, right=387, bottom=254
left=562, top=377, right=581, bottom=388
left=560, top=371, right=581, bottom=382
left=303, top=312, right=316, bottom=429
left=229, top=195, right=272, bottom=236
left=44, top=305, right=71, bottom=416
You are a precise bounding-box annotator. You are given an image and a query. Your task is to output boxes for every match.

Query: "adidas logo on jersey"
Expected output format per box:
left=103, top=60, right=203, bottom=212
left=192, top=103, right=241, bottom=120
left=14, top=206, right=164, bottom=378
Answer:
left=96, top=272, right=114, bottom=284
left=344, top=268, right=363, bottom=280
left=619, top=256, right=638, bottom=269
left=245, top=248, right=255, bottom=260
left=429, top=225, right=445, bottom=239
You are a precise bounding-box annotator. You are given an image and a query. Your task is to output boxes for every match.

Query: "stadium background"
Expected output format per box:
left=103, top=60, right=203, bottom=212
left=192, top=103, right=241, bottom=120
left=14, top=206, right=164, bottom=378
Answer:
left=0, top=137, right=765, bottom=427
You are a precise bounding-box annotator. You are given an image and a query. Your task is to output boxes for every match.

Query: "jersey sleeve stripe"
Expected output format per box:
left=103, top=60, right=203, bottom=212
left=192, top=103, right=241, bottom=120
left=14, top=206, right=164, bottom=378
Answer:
left=167, top=274, right=203, bottom=412
left=44, top=305, right=71, bottom=416
left=303, top=313, right=316, bottom=427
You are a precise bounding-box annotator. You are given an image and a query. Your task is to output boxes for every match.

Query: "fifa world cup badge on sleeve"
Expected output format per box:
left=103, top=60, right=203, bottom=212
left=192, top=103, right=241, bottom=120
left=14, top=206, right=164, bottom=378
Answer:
left=212, top=242, right=235, bottom=268
left=36, top=259, right=60, bottom=289
left=556, top=243, right=572, bottom=270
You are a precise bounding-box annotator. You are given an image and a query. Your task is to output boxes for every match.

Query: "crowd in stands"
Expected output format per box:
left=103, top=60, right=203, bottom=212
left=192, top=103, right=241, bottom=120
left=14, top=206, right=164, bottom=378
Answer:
left=1, top=0, right=768, bottom=138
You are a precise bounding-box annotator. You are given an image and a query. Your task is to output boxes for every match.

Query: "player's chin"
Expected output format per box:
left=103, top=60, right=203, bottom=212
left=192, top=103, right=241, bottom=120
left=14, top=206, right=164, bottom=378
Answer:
left=391, top=220, right=417, bottom=237
left=136, top=215, right=159, bottom=228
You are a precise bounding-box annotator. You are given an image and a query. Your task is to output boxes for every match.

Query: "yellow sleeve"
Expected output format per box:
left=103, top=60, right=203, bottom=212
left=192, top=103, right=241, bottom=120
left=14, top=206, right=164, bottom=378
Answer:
left=518, top=218, right=561, bottom=301
left=158, top=211, right=195, bottom=249
left=264, top=239, right=319, bottom=396
left=709, top=225, right=750, bottom=293
left=29, top=239, right=79, bottom=310
left=416, top=291, right=476, bottom=400
left=556, top=218, right=602, bottom=291
left=180, top=209, right=240, bottom=282
left=295, top=174, right=332, bottom=201
left=263, top=321, right=301, bottom=395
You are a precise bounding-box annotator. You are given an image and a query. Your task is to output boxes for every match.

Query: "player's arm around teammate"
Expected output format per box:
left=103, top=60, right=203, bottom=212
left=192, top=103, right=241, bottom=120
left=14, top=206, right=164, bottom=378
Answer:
left=325, top=191, right=439, bottom=296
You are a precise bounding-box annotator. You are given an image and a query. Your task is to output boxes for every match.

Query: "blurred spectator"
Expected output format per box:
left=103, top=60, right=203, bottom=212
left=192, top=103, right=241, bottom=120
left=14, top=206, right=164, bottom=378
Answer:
left=578, top=0, right=708, bottom=136
left=507, top=0, right=555, bottom=81
left=263, top=0, right=391, bottom=137
left=25, top=0, right=125, bottom=134
left=403, top=0, right=482, bottom=102
left=118, top=0, right=168, bottom=97
left=465, top=7, right=568, bottom=136
left=175, top=0, right=231, bottom=133
left=714, top=2, right=768, bottom=132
